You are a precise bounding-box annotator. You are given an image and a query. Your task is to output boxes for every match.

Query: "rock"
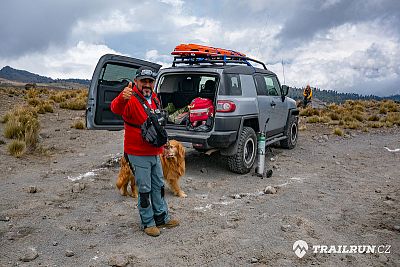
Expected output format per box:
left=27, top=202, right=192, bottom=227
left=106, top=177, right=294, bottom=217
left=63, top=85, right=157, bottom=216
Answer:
left=65, top=250, right=74, bottom=257
left=53, top=160, right=58, bottom=163
left=322, top=135, right=329, bottom=141
left=264, top=186, right=277, bottom=194
left=0, top=215, right=10, bottom=221
left=53, top=242, right=58, bottom=246
left=72, top=183, right=82, bottom=193
left=250, top=258, right=258, bottom=263
left=200, top=168, right=208, bottom=173
left=231, top=194, right=242, bottom=199
left=335, top=161, right=341, bottom=165
left=20, top=247, right=38, bottom=262
left=393, top=225, right=400, bottom=231
left=280, top=224, right=292, bottom=232
left=55, top=129, right=61, bottom=132
left=270, top=157, right=275, bottom=162
left=28, top=186, right=37, bottom=193
left=108, top=254, right=129, bottom=267
left=78, top=153, right=86, bottom=157
left=39, top=133, right=50, bottom=139
left=79, top=183, right=86, bottom=190
left=375, top=189, right=382, bottom=193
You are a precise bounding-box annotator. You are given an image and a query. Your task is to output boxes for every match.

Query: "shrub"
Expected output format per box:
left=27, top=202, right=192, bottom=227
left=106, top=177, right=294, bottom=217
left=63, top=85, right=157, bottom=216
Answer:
left=386, top=113, right=400, bottom=125
left=344, top=121, right=362, bottom=129
left=60, top=98, right=86, bottom=110
left=307, top=116, right=320, bottom=123
left=72, top=120, right=85, bottom=129
left=352, top=112, right=365, bottom=122
left=329, top=112, right=340, bottom=121
left=367, top=114, right=380, bottom=121
left=8, top=140, right=26, bottom=157
left=379, top=106, right=388, bottom=114
left=319, top=116, right=331, bottom=123
left=3, top=106, right=39, bottom=143
left=333, top=127, right=344, bottom=136
left=27, top=98, right=41, bottom=107
left=368, top=121, right=384, bottom=128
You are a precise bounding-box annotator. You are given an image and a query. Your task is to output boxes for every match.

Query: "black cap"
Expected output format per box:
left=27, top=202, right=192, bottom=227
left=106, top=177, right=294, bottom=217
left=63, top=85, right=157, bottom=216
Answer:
left=135, top=66, right=158, bottom=81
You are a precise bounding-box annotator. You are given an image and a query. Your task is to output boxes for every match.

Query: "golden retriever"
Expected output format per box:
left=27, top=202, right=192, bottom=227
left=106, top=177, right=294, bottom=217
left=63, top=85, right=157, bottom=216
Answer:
left=116, top=140, right=187, bottom=198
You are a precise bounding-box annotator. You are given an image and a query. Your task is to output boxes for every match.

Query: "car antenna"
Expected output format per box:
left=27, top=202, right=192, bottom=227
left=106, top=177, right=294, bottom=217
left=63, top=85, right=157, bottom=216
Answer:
left=281, top=59, right=286, bottom=85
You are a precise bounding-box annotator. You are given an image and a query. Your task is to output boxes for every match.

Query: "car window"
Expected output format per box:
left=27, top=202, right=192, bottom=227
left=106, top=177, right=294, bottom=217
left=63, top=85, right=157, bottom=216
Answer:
left=220, top=74, right=242, bottom=96
left=264, top=76, right=280, bottom=96
left=254, top=75, right=267, bottom=95
left=100, top=63, right=137, bottom=82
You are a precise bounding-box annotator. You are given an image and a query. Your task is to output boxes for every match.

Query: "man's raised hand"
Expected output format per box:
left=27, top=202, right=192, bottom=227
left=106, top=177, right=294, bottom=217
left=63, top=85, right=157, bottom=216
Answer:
left=122, top=82, right=133, bottom=100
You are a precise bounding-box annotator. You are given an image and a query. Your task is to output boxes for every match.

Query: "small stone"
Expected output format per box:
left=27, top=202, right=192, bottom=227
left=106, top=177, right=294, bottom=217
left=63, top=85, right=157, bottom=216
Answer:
left=264, top=186, right=277, bottom=194
left=108, top=254, right=129, bottom=267
left=280, top=224, right=292, bottom=232
left=270, top=157, right=275, bottom=162
left=20, top=247, right=39, bottom=262
left=335, top=161, right=341, bottom=165
left=78, top=153, right=85, bottom=157
left=65, top=250, right=74, bottom=257
left=0, top=215, right=10, bottom=221
left=251, top=258, right=258, bottom=263
left=200, top=168, right=207, bottom=173
left=79, top=183, right=86, bottom=190
left=53, top=242, right=58, bottom=246
left=322, top=135, right=329, bottom=141
left=53, top=160, right=58, bottom=163
left=72, top=183, right=81, bottom=193
left=28, top=186, right=37, bottom=193
left=375, top=189, right=381, bottom=193
left=393, top=225, right=400, bottom=231
left=55, top=129, right=61, bottom=132
left=231, top=194, right=242, bottom=199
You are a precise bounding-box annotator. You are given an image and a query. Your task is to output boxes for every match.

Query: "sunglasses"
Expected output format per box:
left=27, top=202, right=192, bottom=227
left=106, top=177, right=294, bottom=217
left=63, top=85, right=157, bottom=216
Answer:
left=137, top=69, right=158, bottom=78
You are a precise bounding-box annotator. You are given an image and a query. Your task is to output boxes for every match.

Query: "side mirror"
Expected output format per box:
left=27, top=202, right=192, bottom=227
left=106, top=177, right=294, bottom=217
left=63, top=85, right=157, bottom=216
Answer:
left=282, top=85, right=289, bottom=96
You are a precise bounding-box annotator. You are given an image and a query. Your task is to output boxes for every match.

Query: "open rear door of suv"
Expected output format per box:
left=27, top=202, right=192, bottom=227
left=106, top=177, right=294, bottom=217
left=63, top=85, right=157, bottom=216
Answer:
left=86, top=54, right=161, bottom=130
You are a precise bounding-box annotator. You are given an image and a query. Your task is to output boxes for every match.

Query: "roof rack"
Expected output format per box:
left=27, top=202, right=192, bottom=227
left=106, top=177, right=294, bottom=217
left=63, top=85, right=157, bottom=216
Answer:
left=171, top=54, right=267, bottom=70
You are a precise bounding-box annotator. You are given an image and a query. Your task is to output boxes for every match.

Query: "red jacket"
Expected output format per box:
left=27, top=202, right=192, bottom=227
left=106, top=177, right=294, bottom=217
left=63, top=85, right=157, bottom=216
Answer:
left=110, top=85, right=163, bottom=156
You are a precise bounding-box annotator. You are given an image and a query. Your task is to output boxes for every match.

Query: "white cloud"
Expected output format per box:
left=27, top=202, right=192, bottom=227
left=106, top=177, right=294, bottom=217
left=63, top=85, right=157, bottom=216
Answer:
left=0, top=41, right=122, bottom=79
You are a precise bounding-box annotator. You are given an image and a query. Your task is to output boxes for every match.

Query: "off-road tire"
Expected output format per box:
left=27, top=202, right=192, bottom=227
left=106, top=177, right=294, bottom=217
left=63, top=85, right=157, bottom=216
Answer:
left=227, top=127, right=257, bottom=174
left=280, top=115, right=298, bottom=149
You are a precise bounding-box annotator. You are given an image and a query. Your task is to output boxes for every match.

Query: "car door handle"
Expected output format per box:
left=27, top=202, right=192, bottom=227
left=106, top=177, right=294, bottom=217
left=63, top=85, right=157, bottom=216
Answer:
left=270, top=101, right=276, bottom=107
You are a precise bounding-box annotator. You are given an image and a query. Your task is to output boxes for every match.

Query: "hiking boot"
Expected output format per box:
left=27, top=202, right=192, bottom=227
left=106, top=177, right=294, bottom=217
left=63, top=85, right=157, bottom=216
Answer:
left=157, top=218, right=180, bottom=229
left=144, top=226, right=160, bottom=237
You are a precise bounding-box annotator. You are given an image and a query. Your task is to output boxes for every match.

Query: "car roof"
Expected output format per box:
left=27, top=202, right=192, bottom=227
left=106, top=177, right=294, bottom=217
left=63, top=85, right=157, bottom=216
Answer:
left=161, top=64, right=276, bottom=76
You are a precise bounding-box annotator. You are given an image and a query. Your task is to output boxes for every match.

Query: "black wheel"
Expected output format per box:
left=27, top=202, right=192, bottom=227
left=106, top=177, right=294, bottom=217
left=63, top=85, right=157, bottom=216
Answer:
left=280, top=115, right=298, bottom=149
left=227, top=127, right=257, bottom=174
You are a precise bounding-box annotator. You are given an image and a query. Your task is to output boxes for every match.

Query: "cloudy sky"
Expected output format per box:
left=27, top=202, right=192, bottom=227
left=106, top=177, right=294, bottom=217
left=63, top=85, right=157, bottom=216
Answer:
left=1, top=0, right=399, bottom=96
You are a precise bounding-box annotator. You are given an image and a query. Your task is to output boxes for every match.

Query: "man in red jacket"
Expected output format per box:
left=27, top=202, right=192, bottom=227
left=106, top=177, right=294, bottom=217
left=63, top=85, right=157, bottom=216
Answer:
left=111, top=66, right=179, bottom=237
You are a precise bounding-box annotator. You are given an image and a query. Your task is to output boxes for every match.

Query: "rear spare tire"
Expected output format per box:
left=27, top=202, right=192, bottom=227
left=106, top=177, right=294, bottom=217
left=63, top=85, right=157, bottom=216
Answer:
left=227, top=127, right=257, bottom=174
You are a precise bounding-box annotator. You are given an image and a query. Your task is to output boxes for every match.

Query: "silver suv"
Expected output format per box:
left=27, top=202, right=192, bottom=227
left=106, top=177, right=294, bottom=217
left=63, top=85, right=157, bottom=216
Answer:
left=86, top=54, right=299, bottom=174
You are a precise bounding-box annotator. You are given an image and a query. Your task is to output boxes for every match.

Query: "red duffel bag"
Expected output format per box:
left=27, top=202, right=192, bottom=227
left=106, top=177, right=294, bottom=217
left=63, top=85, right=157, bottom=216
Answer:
left=188, top=97, right=214, bottom=127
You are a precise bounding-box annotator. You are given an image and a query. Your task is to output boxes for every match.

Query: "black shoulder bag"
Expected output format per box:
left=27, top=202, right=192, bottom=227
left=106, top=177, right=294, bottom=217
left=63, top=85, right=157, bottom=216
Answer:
left=125, top=94, right=168, bottom=147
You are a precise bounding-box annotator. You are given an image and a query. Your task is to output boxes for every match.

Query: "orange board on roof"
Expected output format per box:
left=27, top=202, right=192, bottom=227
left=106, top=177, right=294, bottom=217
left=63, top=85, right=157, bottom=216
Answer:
left=172, top=43, right=246, bottom=57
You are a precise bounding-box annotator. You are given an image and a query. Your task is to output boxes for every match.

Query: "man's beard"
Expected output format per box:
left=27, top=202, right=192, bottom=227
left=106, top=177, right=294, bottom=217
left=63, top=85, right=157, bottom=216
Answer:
left=141, top=87, right=152, bottom=97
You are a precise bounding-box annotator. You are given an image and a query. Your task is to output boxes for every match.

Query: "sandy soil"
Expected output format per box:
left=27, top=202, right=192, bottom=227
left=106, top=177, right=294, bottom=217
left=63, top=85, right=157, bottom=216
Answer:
left=0, top=92, right=399, bottom=267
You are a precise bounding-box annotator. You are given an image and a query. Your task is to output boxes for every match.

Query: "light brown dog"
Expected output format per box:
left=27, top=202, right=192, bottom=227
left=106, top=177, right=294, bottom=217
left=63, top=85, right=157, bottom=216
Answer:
left=116, top=140, right=187, bottom=198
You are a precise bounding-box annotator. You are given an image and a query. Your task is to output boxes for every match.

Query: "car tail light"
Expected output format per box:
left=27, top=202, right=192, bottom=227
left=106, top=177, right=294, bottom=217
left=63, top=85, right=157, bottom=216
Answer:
left=216, top=100, right=236, bottom=113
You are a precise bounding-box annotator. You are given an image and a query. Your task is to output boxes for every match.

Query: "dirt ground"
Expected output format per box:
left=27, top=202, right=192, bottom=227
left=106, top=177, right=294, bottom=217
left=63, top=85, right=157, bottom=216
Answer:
left=0, top=93, right=399, bottom=267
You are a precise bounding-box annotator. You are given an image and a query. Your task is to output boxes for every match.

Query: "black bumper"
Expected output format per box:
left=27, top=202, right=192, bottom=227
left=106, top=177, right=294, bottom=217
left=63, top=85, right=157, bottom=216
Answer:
left=166, top=129, right=237, bottom=148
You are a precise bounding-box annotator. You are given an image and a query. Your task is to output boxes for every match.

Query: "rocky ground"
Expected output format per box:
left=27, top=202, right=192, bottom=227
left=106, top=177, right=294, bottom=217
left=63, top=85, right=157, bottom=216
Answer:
left=0, top=93, right=399, bottom=266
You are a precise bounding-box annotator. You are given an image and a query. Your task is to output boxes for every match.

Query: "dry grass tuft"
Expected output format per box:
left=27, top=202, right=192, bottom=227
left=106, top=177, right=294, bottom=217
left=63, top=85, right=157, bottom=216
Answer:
left=367, top=114, right=380, bottom=121
left=333, top=127, right=344, bottom=136
left=307, top=116, right=320, bottom=123
left=72, top=120, right=85, bottom=129
left=7, top=140, right=26, bottom=157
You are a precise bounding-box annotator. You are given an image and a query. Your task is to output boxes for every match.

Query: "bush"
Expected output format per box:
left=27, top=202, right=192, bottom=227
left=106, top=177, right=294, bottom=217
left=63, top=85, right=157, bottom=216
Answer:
left=8, top=140, right=26, bottom=157
left=60, top=98, right=86, bottom=110
left=307, top=116, right=320, bottom=123
left=333, top=127, right=344, bottom=136
left=72, top=120, right=85, bottom=129
left=3, top=106, right=39, bottom=143
left=329, top=112, right=340, bottom=121
left=367, top=114, right=380, bottom=121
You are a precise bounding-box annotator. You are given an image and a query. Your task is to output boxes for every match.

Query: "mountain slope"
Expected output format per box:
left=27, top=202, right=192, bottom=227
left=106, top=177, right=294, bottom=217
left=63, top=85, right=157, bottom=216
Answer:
left=0, top=66, right=90, bottom=85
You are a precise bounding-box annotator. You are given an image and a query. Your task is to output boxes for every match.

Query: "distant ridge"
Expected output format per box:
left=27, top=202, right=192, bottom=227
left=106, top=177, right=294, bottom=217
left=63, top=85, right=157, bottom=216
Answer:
left=0, top=66, right=90, bottom=86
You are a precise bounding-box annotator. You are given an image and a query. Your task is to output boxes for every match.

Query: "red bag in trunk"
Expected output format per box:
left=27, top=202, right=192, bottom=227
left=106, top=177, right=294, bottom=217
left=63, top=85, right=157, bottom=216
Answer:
left=188, top=97, right=214, bottom=127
